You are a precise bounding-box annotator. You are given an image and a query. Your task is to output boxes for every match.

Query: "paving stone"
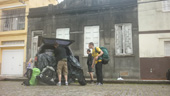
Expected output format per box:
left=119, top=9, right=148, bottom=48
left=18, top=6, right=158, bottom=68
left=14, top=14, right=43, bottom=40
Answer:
left=0, top=81, right=170, bottom=96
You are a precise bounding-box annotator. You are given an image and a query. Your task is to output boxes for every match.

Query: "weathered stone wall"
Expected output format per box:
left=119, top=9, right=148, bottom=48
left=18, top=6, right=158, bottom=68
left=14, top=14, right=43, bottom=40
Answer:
left=27, top=0, right=140, bottom=79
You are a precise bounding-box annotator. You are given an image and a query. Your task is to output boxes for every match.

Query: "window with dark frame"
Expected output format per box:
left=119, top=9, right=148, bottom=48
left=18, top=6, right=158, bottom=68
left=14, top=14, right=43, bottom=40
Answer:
left=0, top=8, right=25, bottom=32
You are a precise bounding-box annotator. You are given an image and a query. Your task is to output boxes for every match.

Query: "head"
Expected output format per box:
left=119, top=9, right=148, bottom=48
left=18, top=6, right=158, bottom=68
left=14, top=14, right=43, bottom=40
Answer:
left=88, top=42, right=94, bottom=49
left=28, top=58, right=34, bottom=64
left=54, top=42, right=59, bottom=48
left=87, top=49, right=91, bottom=54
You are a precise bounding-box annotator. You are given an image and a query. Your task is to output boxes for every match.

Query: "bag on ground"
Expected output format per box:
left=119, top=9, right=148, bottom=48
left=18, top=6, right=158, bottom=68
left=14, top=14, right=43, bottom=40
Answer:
left=37, top=66, right=57, bottom=85
left=22, top=68, right=40, bottom=86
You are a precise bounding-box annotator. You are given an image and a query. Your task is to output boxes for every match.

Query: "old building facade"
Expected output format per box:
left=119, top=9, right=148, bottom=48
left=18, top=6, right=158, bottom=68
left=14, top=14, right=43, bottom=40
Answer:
left=0, top=0, right=57, bottom=76
left=27, top=0, right=140, bottom=79
left=139, top=0, right=170, bottom=79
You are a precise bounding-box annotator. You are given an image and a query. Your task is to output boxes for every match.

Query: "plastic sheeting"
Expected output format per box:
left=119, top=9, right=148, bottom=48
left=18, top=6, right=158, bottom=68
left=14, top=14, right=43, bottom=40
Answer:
left=37, top=53, right=56, bottom=71
left=37, top=66, right=57, bottom=85
left=35, top=48, right=86, bottom=85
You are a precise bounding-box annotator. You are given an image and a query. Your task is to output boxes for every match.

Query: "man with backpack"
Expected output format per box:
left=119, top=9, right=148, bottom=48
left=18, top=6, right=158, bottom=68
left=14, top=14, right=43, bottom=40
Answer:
left=89, top=42, right=104, bottom=85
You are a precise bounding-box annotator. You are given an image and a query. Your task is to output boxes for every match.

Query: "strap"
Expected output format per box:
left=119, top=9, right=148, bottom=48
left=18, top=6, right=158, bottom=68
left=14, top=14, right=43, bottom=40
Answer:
left=95, top=47, right=97, bottom=52
left=95, top=47, right=99, bottom=53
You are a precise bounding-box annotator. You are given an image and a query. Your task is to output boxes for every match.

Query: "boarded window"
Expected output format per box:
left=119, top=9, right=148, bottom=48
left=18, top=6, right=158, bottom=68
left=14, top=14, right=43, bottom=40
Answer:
left=84, top=26, right=99, bottom=56
left=56, top=28, right=70, bottom=40
left=162, top=0, right=170, bottom=11
left=165, top=41, right=170, bottom=56
left=1, top=8, right=25, bottom=32
left=115, top=23, right=133, bottom=55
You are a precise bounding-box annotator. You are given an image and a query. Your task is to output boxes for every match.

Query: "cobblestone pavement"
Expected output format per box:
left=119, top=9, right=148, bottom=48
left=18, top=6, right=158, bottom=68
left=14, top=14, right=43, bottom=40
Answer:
left=0, top=81, right=170, bottom=96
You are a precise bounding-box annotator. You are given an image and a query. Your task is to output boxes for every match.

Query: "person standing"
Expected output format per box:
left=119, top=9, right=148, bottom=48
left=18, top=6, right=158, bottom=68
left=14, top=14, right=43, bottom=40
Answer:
left=88, top=42, right=104, bottom=85
left=24, top=58, right=33, bottom=77
left=54, top=42, right=68, bottom=86
left=87, top=49, right=94, bottom=84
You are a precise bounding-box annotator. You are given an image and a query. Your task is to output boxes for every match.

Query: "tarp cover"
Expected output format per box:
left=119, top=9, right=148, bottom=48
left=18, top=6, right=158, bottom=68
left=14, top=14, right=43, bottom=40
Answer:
left=37, top=53, right=56, bottom=71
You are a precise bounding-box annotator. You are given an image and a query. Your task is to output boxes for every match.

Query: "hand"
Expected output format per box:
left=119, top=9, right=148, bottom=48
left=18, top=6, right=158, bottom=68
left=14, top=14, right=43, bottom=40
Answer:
left=92, top=64, right=94, bottom=68
left=95, top=56, right=99, bottom=60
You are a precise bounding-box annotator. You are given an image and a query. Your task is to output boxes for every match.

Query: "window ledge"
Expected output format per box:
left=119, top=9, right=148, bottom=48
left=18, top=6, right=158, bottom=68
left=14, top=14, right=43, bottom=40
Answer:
left=164, top=56, right=170, bottom=57
left=115, top=55, right=135, bottom=57
left=162, top=10, right=170, bottom=12
left=0, top=30, right=27, bottom=36
left=0, top=44, right=25, bottom=48
left=83, top=56, right=88, bottom=58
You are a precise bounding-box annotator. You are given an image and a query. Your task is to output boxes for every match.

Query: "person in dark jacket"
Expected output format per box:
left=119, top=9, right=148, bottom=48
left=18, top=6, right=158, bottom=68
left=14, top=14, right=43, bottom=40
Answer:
left=87, top=49, right=94, bottom=83
left=54, top=42, right=68, bottom=86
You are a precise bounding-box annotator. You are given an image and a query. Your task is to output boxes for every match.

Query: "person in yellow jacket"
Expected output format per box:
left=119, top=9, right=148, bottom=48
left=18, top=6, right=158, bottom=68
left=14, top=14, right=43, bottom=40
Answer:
left=88, top=42, right=104, bottom=85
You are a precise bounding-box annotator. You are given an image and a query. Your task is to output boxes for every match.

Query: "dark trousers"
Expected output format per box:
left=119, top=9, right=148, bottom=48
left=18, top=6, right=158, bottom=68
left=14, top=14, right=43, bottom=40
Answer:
left=95, top=62, right=103, bottom=84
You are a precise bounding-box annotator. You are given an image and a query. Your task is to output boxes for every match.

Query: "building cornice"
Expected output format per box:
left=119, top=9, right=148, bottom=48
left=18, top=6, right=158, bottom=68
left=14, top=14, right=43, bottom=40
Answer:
left=139, top=30, right=170, bottom=34
left=0, top=31, right=27, bottom=36
left=0, top=0, right=28, bottom=5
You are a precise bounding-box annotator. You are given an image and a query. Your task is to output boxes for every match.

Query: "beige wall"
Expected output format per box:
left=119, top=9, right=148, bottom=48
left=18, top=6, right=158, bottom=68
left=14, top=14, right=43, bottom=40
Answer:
left=29, top=0, right=57, bottom=8
left=0, top=0, right=57, bottom=75
left=139, top=33, right=170, bottom=57
left=138, top=0, right=170, bottom=57
left=139, top=0, right=170, bottom=31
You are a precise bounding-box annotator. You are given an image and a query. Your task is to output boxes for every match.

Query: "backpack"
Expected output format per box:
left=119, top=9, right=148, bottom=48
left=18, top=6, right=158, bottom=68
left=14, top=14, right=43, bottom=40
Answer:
left=37, top=66, right=57, bottom=85
left=22, top=69, right=33, bottom=86
left=22, top=68, right=40, bottom=86
left=166, top=69, right=170, bottom=80
left=95, top=47, right=109, bottom=64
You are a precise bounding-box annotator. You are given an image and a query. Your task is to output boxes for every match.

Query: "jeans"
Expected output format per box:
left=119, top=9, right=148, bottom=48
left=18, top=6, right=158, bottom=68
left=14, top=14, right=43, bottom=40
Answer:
left=95, top=62, right=103, bottom=84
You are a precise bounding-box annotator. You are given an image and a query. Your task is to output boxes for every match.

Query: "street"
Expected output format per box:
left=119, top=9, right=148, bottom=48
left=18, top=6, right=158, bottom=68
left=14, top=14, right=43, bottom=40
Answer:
left=0, top=81, right=170, bottom=96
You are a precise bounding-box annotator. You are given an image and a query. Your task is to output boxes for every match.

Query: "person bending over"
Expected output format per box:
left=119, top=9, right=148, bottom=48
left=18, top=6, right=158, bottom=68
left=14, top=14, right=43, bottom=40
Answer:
left=89, top=42, right=103, bottom=85
left=54, top=42, right=68, bottom=86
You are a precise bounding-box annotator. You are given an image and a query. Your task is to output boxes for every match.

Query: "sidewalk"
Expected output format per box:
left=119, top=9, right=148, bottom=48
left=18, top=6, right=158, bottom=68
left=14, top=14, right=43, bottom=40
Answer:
left=1, top=76, right=170, bottom=84
left=86, top=78, right=170, bottom=84
left=0, top=76, right=26, bottom=81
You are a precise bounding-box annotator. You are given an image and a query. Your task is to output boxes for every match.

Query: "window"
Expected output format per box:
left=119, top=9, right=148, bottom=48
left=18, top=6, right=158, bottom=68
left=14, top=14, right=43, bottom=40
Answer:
left=84, top=26, right=99, bottom=56
left=164, top=41, right=170, bottom=56
left=56, top=28, right=70, bottom=40
left=162, top=0, right=170, bottom=12
left=115, top=23, right=133, bottom=55
left=1, top=8, right=25, bottom=32
left=31, top=31, right=43, bottom=58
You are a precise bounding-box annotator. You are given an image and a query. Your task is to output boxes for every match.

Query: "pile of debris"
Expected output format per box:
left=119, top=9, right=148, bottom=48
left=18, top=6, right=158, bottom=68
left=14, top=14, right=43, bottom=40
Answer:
left=23, top=50, right=86, bottom=86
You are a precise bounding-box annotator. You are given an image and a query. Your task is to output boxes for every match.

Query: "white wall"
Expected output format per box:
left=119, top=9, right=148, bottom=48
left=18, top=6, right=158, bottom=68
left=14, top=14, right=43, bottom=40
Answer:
left=138, top=0, right=170, bottom=57
left=138, top=0, right=170, bottom=31
left=139, top=33, right=170, bottom=57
